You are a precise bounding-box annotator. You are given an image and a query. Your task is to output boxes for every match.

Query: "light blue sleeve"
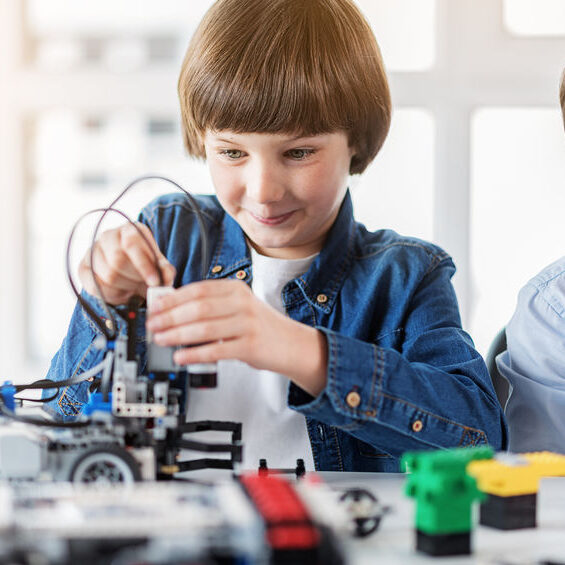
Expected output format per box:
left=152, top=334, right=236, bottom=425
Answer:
left=497, top=262, right=565, bottom=453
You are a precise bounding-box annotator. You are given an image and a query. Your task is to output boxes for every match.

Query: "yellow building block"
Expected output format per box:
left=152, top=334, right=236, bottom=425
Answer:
left=523, top=451, right=565, bottom=477
left=467, top=452, right=565, bottom=497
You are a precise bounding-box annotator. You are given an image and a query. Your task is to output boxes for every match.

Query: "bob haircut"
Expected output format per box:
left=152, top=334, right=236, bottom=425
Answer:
left=178, top=0, right=391, bottom=175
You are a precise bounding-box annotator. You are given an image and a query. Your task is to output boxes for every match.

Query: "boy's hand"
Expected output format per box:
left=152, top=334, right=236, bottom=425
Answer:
left=146, top=280, right=328, bottom=396
left=78, top=223, right=176, bottom=306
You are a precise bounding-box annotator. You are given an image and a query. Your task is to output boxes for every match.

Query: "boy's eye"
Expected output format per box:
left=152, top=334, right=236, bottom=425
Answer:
left=221, top=149, right=244, bottom=159
left=286, top=148, right=313, bottom=160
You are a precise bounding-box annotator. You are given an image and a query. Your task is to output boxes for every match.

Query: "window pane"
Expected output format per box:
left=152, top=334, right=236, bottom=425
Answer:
left=26, top=0, right=216, bottom=70
left=503, top=0, right=565, bottom=35
left=470, top=108, right=565, bottom=356
left=26, top=0, right=215, bottom=34
left=27, top=0, right=436, bottom=73
left=28, top=108, right=212, bottom=361
left=352, top=109, right=435, bottom=241
left=357, top=0, right=436, bottom=71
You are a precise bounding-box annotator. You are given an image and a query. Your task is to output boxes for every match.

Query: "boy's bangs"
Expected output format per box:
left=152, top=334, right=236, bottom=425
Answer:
left=193, top=56, right=346, bottom=138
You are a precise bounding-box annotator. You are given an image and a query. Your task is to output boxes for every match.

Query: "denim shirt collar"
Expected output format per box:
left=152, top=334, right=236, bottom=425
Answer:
left=296, top=191, right=355, bottom=314
left=206, top=190, right=356, bottom=314
left=206, top=206, right=252, bottom=279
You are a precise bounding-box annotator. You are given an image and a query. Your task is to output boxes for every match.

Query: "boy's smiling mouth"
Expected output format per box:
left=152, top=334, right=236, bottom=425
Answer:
left=248, top=210, right=296, bottom=226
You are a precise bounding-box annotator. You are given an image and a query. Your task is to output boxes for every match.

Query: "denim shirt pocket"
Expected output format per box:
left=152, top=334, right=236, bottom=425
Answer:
left=56, top=383, right=90, bottom=419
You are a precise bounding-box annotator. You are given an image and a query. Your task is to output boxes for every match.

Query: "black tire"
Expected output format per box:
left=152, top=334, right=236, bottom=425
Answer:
left=69, top=444, right=142, bottom=484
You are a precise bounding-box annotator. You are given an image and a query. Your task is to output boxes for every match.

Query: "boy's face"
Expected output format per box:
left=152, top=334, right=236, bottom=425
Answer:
left=204, top=130, right=353, bottom=259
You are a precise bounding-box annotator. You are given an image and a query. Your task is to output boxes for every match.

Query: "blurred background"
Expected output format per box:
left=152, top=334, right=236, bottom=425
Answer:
left=0, top=0, right=564, bottom=383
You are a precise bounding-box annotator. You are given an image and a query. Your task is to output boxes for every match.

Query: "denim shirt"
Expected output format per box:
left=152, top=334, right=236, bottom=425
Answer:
left=44, top=191, right=507, bottom=471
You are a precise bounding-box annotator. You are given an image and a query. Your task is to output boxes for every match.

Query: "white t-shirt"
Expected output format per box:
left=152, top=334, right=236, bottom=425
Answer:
left=184, top=248, right=318, bottom=471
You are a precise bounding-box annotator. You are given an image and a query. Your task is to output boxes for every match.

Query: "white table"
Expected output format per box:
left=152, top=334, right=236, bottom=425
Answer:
left=323, top=472, right=565, bottom=565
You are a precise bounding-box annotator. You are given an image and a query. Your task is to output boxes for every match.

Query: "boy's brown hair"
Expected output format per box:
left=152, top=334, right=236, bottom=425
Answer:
left=560, top=69, right=565, bottom=129
left=178, top=0, right=391, bottom=175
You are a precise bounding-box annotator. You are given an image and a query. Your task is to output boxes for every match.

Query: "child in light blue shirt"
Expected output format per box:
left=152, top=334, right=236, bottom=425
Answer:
left=497, top=69, right=565, bottom=453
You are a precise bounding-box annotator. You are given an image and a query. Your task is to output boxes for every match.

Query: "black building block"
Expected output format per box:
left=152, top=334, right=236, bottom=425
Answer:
left=416, top=530, right=471, bottom=556
left=479, top=493, right=537, bottom=530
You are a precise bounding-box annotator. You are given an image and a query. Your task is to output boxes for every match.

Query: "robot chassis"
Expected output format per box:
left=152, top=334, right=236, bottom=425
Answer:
left=0, top=296, right=242, bottom=483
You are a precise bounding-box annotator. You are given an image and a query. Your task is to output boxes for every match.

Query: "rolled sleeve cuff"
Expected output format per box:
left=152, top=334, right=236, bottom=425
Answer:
left=289, top=328, right=489, bottom=454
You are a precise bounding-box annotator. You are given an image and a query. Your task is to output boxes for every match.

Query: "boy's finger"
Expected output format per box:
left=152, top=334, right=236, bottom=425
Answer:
left=148, top=293, right=241, bottom=327
left=96, top=244, right=151, bottom=286
left=150, top=280, right=241, bottom=313
left=158, top=259, right=177, bottom=286
left=121, top=243, right=163, bottom=287
left=79, top=259, right=142, bottom=304
left=119, top=223, right=172, bottom=286
left=131, top=223, right=176, bottom=285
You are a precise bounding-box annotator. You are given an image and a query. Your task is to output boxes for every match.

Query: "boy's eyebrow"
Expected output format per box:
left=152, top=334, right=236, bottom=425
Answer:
left=212, top=134, right=323, bottom=144
left=287, top=134, right=320, bottom=142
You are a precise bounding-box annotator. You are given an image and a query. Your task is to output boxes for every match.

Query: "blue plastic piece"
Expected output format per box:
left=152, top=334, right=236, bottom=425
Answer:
left=1, top=381, right=16, bottom=411
left=83, top=392, right=113, bottom=415
left=106, top=340, right=115, bottom=350
left=148, top=372, right=177, bottom=381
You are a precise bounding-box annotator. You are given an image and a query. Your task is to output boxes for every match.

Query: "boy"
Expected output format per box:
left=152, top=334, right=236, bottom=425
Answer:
left=45, top=0, right=506, bottom=471
left=497, top=69, right=565, bottom=453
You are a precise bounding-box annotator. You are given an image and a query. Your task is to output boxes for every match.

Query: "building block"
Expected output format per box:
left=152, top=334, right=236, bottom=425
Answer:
left=467, top=451, right=565, bottom=530
left=402, top=446, right=494, bottom=556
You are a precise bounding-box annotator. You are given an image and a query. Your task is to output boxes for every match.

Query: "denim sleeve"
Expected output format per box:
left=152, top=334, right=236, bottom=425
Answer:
left=42, top=291, right=143, bottom=421
left=497, top=280, right=565, bottom=453
left=288, top=259, right=507, bottom=457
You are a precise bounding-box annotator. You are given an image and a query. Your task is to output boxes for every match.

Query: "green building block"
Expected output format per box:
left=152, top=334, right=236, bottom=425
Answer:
left=402, top=447, right=494, bottom=536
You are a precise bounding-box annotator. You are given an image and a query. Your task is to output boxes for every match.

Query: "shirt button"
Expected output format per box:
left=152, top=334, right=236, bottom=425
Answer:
left=211, top=265, right=223, bottom=274
left=346, top=391, right=361, bottom=408
left=316, top=293, right=328, bottom=304
left=412, top=419, right=424, bottom=432
left=235, top=270, right=247, bottom=280
left=104, top=319, right=114, bottom=330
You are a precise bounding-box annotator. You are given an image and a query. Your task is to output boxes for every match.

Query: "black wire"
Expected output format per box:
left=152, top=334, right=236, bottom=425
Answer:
left=69, top=175, right=210, bottom=341
left=90, top=175, right=209, bottom=285
left=14, top=370, right=104, bottom=403
left=67, top=207, right=160, bottom=340
left=15, top=377, right=92, bottom=393
left=16, top=391, right=60, bottom=403
left=15, top=382, right=60, bottom=392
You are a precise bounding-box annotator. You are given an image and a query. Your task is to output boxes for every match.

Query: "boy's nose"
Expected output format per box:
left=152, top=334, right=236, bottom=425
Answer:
left=245, top=161, right=285, bottom=204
